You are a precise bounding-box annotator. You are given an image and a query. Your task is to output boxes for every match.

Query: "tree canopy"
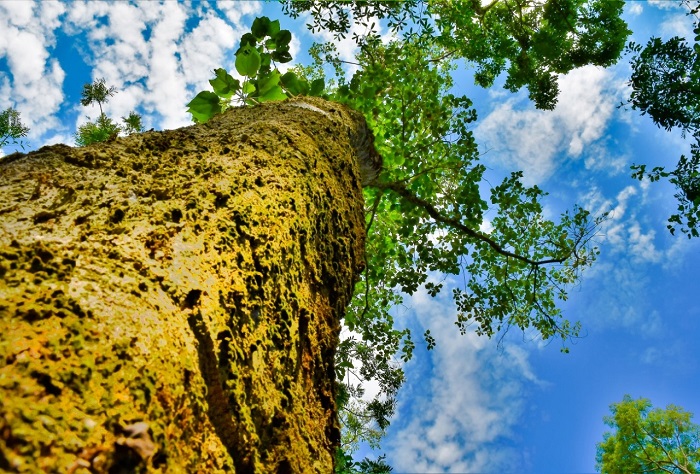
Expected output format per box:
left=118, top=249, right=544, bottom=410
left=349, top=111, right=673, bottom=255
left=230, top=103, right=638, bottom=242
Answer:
left=597, top=395, right=700, bottom=474
left=283, top=0, right=630, bottom=109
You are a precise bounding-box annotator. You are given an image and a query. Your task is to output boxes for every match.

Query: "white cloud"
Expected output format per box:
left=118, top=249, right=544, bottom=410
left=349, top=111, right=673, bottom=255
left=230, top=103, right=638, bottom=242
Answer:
left=0, top=2, right=290, bottom=145
left=648, top=0, right=685, bottom=10
left=0, top=1, right=66, bottom=137
left=660, top=13, right=694, bottom=39
left=583, top=142, right=628, bottom=176
left=579, top=183, right=667, bottom=264
left=627, top=3, right=643, bottom=16
left=476, top=66, right=621, bottom=185
left=628, top=223, right=661, bottom=263
left=61, top=3, right=268, bottom=131
left=216, top=1, right=262, bottom=27
left=386, top=285, right=539, bottom=472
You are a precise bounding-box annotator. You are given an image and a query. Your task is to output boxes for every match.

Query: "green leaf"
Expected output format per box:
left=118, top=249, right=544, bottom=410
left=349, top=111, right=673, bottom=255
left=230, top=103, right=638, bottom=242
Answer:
left=239, top=32, right=256, bottom=48
left=258, top=85, right=287, bottom=102
left=271, top=50, right=293, bottom=63
left=258, top=70, right=282, bottom=96
left=186, top=91, right=221, bottom=123
left=209, top=68, right=240, bottom=98
left=274, top=29, right=292, bottom=47
left=309, top=78, right=325, bottom=96
left=265, top=38, right=277, bottom=50
left=259, top=53, right=272, bottom=75
left=281, top=71, right=307, bottom=95
left=251, top=16, right=271, bottom=39
left=242, top=81, right=256, bottom=94
left=235, top=45, right=261, bottom=77
left=269, top=19, right=281, bottom=37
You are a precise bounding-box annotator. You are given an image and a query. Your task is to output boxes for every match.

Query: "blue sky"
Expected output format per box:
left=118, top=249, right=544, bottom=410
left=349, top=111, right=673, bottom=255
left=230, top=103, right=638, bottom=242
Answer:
left=1, top=1, right=698, bottom=473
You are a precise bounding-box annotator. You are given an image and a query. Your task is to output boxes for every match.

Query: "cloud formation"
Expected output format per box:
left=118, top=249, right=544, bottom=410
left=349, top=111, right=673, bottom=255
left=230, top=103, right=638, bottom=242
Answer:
left=475, top=66, right=623, bottom=185
left=0, top=2, right=66, bottom=137
left=0, top=2, right=273, bottom=143
left=386, top=283, right=541, bottom=472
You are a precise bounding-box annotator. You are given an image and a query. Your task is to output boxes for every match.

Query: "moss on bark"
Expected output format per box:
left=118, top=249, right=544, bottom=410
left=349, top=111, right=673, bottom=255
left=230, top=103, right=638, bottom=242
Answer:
left=0, top=98, right=377, bottom=473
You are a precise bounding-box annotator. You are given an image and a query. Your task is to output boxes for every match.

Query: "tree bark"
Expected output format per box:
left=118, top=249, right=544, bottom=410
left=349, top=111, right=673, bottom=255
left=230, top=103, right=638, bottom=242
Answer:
left=0, top=97, right=379, bottom=473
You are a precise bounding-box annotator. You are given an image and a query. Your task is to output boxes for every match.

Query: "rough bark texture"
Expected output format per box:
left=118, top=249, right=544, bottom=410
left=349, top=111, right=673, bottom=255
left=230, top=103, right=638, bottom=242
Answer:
left=0, top=97, right=378, bottom=473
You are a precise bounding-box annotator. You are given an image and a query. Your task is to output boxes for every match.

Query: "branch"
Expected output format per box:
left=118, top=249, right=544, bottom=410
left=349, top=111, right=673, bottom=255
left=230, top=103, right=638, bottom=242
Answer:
left=472, top=0, right=501, bottom=16
left=373, top=181, right=572, bottom=266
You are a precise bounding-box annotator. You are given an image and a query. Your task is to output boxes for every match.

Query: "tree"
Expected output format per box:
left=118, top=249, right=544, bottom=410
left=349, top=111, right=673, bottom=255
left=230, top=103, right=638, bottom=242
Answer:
left=75, top=78, right=144, bottom=147
left=626, top=0, right=700, bottom=237
left=185, top=11, right=615, bottom=466
left=0, top=107, right=29, bottom=151
left=596, top=395, right=700, bottom=474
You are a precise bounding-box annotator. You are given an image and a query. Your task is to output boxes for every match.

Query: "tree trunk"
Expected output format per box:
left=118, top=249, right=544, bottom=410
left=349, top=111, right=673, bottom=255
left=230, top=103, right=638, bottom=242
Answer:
left=0, top=97, right=380, bottom=473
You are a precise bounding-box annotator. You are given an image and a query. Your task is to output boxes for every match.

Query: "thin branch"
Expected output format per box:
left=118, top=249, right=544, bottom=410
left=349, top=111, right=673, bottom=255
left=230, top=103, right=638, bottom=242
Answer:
left=373, top=181, right=573, bottom=266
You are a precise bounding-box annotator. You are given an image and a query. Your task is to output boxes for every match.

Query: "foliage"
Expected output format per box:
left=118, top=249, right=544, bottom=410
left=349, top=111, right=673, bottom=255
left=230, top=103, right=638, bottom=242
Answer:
left=75, top=113, right=121, bottom=147
left=75, top=78, right=144, bottom=147
left=80, top=77, right=117, bottom=115
left=0, top=107, right=29, bottom=150
left=596, top=395, right=700, bottom=474
left=283, top=0, right=630, bottom=110
left=335, top=447, right=393, bottom=474
left=322, top=30, right=605, bottom=463
left=626, top=0, right=700, bottom=237
left=121, top=111, right=144, bottom=136
left=186, top=16, right=325, bottom=123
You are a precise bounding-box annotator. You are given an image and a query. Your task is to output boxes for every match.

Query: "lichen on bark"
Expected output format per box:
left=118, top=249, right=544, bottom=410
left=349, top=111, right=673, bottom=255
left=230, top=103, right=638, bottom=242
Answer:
left=0, top=97, right=378, bottom=473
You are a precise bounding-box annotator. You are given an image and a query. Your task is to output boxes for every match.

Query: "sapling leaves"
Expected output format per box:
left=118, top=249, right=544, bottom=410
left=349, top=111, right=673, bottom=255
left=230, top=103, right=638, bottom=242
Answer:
left=310, top=78, right=325, bottom=96
left=209, top=68, right=240, bottom=98
left=186, top=91, right=222, bottom=124
left=75, top=78, right=144, bottom=146
left=235, top=45, right=261, bottom=77
left=187, top=16, right=326, bottom=123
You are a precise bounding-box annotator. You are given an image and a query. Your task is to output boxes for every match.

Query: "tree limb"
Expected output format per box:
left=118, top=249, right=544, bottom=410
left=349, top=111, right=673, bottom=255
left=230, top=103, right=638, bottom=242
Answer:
left=373, top=181, right=573, bottom=266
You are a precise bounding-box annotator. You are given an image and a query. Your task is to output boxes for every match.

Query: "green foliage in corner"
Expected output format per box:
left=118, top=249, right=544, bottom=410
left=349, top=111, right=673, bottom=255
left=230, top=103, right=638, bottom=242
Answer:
left=596, top=395, right=700, bottom=473
left=186, top=16, right=325, bottom=123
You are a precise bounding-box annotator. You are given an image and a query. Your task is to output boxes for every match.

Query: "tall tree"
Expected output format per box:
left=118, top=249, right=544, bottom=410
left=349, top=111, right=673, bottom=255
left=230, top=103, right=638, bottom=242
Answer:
left=596, top=395, right=700, bottom=474
left=626, top=0, right=700, bottom=237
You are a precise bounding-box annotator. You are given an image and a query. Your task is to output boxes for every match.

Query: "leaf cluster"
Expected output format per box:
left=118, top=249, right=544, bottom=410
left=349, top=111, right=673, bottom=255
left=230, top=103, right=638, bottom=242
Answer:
left=314, top=28, right=604, bottom=462
left=335, top=447, right=393, bottom=474
left=186, top=16, right=325, bottom=123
